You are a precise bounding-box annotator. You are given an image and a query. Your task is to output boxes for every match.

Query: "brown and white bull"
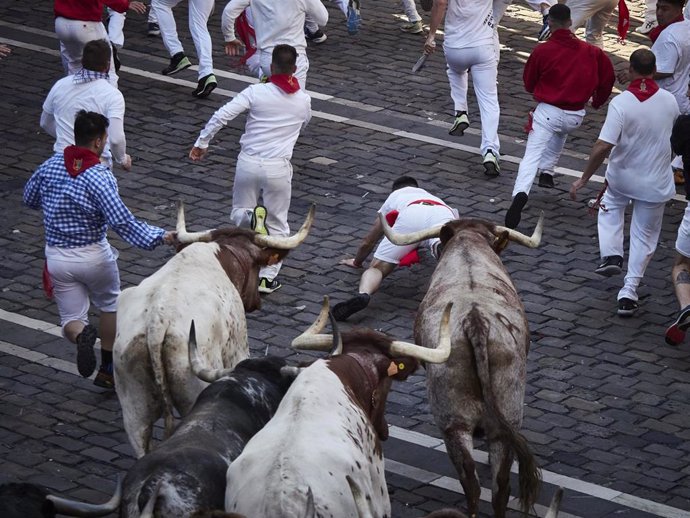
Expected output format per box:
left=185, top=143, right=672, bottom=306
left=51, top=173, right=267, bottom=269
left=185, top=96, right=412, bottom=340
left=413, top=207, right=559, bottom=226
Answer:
left=114, top=202, right=314, bottom=457
left=381, top=213, right=544, bottom=518
left=224, top=298, right=452, bottom=518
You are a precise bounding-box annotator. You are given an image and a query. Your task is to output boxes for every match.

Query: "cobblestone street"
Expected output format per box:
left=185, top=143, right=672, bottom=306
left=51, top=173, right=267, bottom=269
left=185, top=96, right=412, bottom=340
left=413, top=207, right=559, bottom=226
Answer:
left=1, top=0, right=690, bottom=516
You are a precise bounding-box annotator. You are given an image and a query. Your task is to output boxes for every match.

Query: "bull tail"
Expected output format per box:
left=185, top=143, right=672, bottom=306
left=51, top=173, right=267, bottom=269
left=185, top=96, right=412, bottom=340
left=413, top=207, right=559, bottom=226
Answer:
left=145, top=321, right=176, bottom=439
left=462, top=306, right=541, bottom=515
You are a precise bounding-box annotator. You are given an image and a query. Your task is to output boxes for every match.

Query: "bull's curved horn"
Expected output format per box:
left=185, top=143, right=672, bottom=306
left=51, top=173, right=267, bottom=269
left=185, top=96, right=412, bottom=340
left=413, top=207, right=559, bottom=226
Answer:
left=176, top=200, right=215, bottom=244
left=139, top=480, right=162, bottom=518
left=390, top=303, right=452, bottom=363
left=545, top=487, right=563, bottom=518
left=291, top=296, right=336, bottom=351
left=254, top=204, right=315, bottom=249
left=47, top=475, right=122, bottom=517
left=378, top=212, right=444, bottom=246
left=328, top=310, right=343, bottom=356
left=188, top=321, right=232, bottom=383
left=493, top=211, right=544, bottom=248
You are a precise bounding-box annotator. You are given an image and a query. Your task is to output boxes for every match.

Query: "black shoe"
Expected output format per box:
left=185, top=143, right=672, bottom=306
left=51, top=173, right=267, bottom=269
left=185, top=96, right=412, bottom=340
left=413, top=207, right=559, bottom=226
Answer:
left=147, top=22, right=161, bottom=37
left=258, top=277, right=282, bottom=294
left=111, top=44, right=121, bottom=73
left=538, top=172, right=554, bottom=188
left=665, top=305, right=690, bottom=345
left=162, top=52, right=192, bottom=75
left=305, top=28, right=328, bottom=43
left=332, top=293, right=370, bottom=321
left=617, top=298, right=638, bottom=317
left=505, top=192, right=528, bottom=229
left=93, top=363, right=114, bottom=389
left=75, top=325, right=98, bottom=378
left=595, top=255, right=623, bottom=277
left=192, top=74, right=217, bottom=98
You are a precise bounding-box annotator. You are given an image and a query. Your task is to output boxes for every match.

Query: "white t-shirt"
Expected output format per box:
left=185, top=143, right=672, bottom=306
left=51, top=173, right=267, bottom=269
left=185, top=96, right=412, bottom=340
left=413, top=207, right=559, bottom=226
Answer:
left=222, top=0, right=328, bottom=55
left=443, top=0, right=496, bottom=49
left=651, top=19, right=690, bottom=114
left=195, top=83, right=311, bottom=159
left=42, top=76, right=126, bottom=163
left=599, top=89, right=680, bottom=203
left=379, top=186, right=454, bottom=216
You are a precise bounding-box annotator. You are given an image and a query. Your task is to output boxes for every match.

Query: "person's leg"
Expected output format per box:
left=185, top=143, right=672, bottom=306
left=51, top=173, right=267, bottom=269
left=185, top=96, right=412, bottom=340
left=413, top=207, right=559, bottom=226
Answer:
left=566, top=0, right=594, bottom=32
left=400, top=0, right=422, bottom=31
left=536, top=109, right=583, bottom=184
left=596, top=188, right=628, bottom=263
left=107, top=9, right=127, bottom=48
left=584, top=0, right=616, bottom=48
left=332, top=259, right=397, bottom=321
left=445, top=47, right=471, bottom=136
left=153, top=0, right=189, bottom=75
left=492, top=0, right=513, bottom=23
left=230, top=153, right=261, bottom=229
left=188, top=0, right=214, bottom=79
left=258, top=159, right=293, bottom=282
left=295, top=53, right=309, bottom=89
left=667, top=255, right=690, bottom=344
left=469, top=46, right=500, bottom=158
left=618, top=199, right=665, bottom=303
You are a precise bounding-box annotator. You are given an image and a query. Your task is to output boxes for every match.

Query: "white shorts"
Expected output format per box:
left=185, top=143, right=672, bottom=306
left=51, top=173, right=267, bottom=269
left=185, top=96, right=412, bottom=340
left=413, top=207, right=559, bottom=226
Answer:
left=46, top=240, right=121, bottom=328
left=374, top=203, right=456, bottom=264
left=676, top=204, right=690, bottom=258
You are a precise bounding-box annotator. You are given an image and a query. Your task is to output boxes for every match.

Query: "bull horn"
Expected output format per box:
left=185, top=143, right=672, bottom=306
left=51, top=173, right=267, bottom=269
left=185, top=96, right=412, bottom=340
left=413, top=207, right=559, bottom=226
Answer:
left=291, top=296, right=337, bottom=351
left=378, top=212, right=444, bottom=246
left=188, top=321, right=232, bottom=383
left=328, top=309, right=343, bottom=356
left=254, top=204, right=315, bottom=249
left=176, top=200, right=215, bottom=244
left=493, top=211, right=544, bottom=248
left=545, top=487, right=563, bottom=518
left=389, top=303, right=452, bottom=363
left=47, top=475, right=122, bottom=517
left=139, top=480, right=162, bottom=518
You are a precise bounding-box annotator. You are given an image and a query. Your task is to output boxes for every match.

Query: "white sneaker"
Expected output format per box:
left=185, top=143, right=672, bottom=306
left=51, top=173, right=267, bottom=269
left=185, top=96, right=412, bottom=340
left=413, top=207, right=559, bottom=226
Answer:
left=635, top=19, right=658, bottom=34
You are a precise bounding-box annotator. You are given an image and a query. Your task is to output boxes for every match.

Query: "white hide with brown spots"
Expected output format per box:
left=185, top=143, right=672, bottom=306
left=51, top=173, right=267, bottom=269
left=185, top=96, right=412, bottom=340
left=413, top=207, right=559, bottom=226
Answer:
left=114, top=242, right=249, bottom=458
left=224, top=360, right=390, bottom=518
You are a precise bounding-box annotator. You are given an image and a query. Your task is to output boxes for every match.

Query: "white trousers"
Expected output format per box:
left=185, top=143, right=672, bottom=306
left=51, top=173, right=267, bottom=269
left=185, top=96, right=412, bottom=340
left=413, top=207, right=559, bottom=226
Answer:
left=151, top=0, right=215, bottom=78
left=567, top=0, right=617, bottom=48
left=258, top=50, right=309, bottom=89
left=402, top=0, right=422, bottom=22
left=598, top=186, right=666, bottom=301
left=492, top=0, right=554, bottom=23
left=106, top=8, right=158, bottom=48
left=512, top=102, right=584, bottom=196
left=231, top=152, right=293, bottom=280
left=55, top=17, right=118, bottom=87
left=305, top=0, right=347, bottom=31
left=445, top=44, right=500, bottom=156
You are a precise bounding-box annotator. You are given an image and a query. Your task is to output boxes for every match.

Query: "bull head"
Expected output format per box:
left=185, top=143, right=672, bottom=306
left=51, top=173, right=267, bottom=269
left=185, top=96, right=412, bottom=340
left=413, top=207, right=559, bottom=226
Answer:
left=45, top=475, right=122, bottom=517
left=176, top=201, right=316, bottom=250
left=292, top=297, right=453, bottom=364
left=378, top=211, right=544, bottom=250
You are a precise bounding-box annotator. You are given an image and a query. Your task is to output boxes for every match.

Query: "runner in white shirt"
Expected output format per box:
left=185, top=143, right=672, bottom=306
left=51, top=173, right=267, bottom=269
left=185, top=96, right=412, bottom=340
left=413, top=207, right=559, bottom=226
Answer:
left=493, top=0, right=555, bottom=40
left=222, top=0, right=328, bottom=88
left=189, top=45, right=311, bottom=293
left=40, top=40, right=130, bottom=170
left=570, top=49, right=680, bottom=317
left=333, top=176, right=458, bottom=321
left=425, top=0, right=501, bottom=176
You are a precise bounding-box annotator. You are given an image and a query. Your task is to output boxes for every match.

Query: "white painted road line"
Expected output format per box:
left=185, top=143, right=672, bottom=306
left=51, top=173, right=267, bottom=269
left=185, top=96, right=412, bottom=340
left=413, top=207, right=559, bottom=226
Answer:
left=0, top=307, right=686, bottom=518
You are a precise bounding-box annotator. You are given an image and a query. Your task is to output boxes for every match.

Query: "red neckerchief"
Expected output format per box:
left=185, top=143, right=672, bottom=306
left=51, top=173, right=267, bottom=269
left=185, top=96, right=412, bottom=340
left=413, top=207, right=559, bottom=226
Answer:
left=628, top=77, right=659, bottom=102
left=617, top=0, right=630, bottom=42
left=268, top=74, right=300, bottom=94
left=648, top=14, right=684, bottom=43
left=234, top=11, right=256, bottom=66
left=63, top=146, right=100, bottom=177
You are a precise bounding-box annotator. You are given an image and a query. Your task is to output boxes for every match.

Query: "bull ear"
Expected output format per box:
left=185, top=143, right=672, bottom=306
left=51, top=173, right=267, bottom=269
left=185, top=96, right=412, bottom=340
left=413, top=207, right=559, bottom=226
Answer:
left=439, top=224, right=455, bottom=246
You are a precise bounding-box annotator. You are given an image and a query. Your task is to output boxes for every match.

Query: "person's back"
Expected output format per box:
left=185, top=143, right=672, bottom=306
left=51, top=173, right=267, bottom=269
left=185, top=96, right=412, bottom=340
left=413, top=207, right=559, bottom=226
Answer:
left=604, top=87, right=679, bottom=201
left=443, top=0, right=496, bottom=49
left=251, top=0, right=309, bottom=53
left=525, top=28, right=613, bottom=110
left=44, top=75, right=123, bottom=155
left=652, top=19, right=690, bottom=113
left=238, top=82, right=311, bottom=159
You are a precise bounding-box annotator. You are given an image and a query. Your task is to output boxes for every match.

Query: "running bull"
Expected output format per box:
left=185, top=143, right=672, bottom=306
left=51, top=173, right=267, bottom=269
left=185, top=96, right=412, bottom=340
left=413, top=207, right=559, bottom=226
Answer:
left=36, top=325, right=298, bottom=517
left=224, top=297, right=453, bottom=518
left=115, top=202, right=314, bottom=457
left=381, top=213, right=544, bottom=518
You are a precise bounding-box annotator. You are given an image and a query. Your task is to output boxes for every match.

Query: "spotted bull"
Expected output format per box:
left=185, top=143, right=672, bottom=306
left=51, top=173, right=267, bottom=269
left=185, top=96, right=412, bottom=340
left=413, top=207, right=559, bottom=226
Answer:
left=381, top=213, right=544, bottom=518
left=224, top=298, right=452, bottom=518
left=114, top=202, right=314, bottom=457
left=42, top=324, right=298, bottom=517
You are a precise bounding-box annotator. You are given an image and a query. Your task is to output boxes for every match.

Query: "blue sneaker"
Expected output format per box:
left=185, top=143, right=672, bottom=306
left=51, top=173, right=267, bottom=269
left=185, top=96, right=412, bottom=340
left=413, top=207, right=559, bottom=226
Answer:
left=347, top=0, right=361, bottom=35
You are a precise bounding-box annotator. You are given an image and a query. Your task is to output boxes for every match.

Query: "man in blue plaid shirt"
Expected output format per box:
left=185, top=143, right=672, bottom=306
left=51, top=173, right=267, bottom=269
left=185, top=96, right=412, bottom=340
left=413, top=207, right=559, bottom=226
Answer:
left=24, top=110, right=175, bottom=389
